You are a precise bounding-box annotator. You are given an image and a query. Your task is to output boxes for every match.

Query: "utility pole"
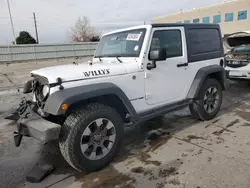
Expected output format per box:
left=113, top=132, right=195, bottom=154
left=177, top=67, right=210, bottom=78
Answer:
left=33, top=12, right=39, bottom=44
left=7, top=0, right=16, bottom=44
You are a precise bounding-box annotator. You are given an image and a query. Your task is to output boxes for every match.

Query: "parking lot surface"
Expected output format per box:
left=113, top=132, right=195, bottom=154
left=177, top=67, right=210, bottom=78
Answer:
left=1, top=59, right=250, bottom=188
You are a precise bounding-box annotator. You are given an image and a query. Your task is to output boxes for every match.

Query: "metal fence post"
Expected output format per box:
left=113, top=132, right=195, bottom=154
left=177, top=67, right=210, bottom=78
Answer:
left=72, top=43, right=76, bottom=58
left=54, top=45, right=58, bottom=61
left=89, top=43, right=91, bottom=56
left=33, top=45, right=37, bottom=61
left=8, top=45, right=12, bottom=63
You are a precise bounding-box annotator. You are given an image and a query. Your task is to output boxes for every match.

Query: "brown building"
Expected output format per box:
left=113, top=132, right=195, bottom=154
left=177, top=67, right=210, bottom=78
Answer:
left=152, top=0, right=250, bottom=36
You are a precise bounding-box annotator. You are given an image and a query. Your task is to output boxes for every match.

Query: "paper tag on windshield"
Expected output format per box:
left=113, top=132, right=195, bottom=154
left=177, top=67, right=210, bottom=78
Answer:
left=126, top=33, right=141, bottom=41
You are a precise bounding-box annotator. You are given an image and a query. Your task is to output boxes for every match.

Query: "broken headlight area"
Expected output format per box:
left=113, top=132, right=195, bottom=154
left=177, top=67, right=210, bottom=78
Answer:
left=20, top=75, right=50, bottom=117
left=28, top=75, right=49, bottom=102
left=34, top=84, right=50, bottom=102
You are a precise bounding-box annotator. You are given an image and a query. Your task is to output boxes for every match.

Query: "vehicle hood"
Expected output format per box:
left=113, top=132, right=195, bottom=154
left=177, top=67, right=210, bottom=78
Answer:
left=223, top=31, right=250, bottom=54
left=31, top=60, right=127, bottom=84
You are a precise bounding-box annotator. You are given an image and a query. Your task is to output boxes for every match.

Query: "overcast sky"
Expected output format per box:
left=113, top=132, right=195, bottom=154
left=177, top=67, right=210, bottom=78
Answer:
left=0, top=0, right=232, bottom=44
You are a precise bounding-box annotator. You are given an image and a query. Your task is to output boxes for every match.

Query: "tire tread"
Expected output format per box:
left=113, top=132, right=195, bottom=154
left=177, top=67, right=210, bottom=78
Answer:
left=59, top=103, right=123, bottom=172
left=189, top=78, right=222, bottom=121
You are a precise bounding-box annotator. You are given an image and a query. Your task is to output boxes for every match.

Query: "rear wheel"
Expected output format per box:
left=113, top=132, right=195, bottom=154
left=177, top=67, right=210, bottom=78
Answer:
left=189, top=78, right=222, bottom=120
left=59, top=103, right=124, bottom=172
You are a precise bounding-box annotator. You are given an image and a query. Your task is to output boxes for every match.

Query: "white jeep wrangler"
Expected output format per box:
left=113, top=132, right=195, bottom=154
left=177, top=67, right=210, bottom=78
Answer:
left=6, top=23, right=225, bottom=172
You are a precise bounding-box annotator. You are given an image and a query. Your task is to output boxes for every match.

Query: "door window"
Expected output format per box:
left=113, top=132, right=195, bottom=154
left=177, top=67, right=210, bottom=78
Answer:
left=188, top=28, right=221, bottom=55
left=149, top=30, right=182, bottom=58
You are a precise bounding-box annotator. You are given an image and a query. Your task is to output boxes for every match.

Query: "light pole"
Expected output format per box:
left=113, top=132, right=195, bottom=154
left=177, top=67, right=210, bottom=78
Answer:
left=33, top=12, right=39, bottom=44
left=7, top=0, right=16, bottom=44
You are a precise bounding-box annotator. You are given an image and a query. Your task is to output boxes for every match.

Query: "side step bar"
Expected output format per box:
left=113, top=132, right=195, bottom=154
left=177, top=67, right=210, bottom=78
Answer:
left=138, top=99, right=193, bottom=123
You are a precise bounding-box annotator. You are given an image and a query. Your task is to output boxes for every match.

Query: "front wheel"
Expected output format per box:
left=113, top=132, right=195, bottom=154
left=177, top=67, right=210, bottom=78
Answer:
left=59, top=103, right=124, bottom=172
left=189, top=78, right=223, bottom=121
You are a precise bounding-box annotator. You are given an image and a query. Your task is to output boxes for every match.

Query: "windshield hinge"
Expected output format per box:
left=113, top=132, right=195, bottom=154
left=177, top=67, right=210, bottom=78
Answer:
left=145, top=93, right=152, bottom=100
left=144, top=72, right=152, bottom=79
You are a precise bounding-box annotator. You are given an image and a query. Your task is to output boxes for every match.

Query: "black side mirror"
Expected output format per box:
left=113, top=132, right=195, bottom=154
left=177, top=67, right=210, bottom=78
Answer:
left=147, top=48, right=167, bottom=70
left=149, top=48, right=167, bottom=61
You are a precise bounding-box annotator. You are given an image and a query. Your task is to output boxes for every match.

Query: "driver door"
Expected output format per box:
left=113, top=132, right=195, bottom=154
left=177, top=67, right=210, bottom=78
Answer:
left=144, top=27, right=189, bottom=105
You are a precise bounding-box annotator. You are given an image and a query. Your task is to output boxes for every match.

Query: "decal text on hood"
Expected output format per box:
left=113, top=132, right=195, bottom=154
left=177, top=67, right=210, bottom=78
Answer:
left=83, top=69, right=110, bottom=77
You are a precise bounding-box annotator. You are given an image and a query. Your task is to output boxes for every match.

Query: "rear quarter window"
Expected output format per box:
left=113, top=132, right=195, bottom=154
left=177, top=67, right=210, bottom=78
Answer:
left=188, top=28, right=221, bottom=55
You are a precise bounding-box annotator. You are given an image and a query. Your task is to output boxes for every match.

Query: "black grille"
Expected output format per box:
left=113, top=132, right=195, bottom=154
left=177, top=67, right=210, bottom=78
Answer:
left=226, top=63, right=247, bottom=68
left=226, top=60, right=249, bottom=68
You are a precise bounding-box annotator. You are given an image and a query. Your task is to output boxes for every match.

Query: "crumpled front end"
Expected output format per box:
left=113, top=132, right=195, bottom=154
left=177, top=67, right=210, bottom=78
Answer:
left=224, top=31, right=250, bottom=79
left=4, top=75, right=61, bottom=147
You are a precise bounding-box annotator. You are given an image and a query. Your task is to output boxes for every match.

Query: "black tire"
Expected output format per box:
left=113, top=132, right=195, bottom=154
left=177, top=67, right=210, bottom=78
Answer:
left=189, top=78, right=222, bottom=121
left=59, top=103, right=124, bottom=172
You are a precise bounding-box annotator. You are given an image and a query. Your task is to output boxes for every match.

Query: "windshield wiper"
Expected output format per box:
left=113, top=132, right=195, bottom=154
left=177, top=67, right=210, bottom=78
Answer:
left=94, top=56, right=102, bottom=61
left=115, top=56, right=122, bottom=63
left=95, top=55, right=123, bottom=63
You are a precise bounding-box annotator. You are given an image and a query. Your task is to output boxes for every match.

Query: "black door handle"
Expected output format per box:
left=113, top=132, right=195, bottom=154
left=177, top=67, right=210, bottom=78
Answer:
left=177, top=62, right=188, bottom=67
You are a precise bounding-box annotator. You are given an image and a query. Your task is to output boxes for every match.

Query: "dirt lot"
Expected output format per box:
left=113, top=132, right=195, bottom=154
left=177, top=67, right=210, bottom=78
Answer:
left=1, top=59, right=250, bottom=188
left=0, top=57, right=92, bottom=92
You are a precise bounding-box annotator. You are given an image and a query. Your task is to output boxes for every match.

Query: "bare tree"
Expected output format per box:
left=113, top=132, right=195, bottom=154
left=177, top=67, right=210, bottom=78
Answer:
left=71, top=16, right=96, bottom=42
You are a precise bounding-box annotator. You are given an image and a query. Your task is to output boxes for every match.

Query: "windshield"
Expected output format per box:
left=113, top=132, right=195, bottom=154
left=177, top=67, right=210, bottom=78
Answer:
left=95, top=28, right=146, bottom=58
left=233, top=45, right=250, bottom=53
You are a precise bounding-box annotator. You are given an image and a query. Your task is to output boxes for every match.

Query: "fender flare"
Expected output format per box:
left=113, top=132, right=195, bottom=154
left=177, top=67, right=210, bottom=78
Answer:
left=187, top=65, right=225, bottom=99
left=44, top=82, right=137, bottom=117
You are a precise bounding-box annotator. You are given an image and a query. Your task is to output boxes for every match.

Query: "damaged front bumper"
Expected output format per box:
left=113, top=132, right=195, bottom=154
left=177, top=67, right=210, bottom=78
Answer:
left=5, top=99, right=61, bottom=147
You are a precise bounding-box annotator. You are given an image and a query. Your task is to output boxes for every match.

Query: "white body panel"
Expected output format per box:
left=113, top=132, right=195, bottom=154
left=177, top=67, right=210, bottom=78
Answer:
left=31, top=59, right=127, bottom=84
left=225, top=64, right=250, bottom=79
left=49, top=60, right=145, bottom=108
left=30, top=24, right=223, bottom=114
left=144, top=27, right=188, bottom=105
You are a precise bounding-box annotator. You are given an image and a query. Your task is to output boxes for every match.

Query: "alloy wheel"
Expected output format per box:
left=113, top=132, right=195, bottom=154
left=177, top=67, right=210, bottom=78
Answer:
left=80, top=118, right=116, bottom=160
left=203, top=87, right=220, bottom=113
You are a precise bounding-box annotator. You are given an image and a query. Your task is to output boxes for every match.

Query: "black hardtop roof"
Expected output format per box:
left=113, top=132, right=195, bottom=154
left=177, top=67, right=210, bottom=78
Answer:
left=151, top=23, right=220, bottom=29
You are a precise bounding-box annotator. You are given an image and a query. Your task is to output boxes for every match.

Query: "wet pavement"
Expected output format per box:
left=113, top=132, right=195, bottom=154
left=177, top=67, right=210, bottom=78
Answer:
left=1, top=59, right=250, bottom=187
